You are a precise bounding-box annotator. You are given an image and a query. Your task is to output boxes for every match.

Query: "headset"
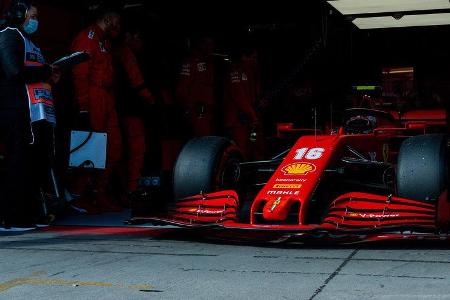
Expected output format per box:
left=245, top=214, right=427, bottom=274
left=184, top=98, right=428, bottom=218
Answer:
left=5, top=0, right=31, bottom=26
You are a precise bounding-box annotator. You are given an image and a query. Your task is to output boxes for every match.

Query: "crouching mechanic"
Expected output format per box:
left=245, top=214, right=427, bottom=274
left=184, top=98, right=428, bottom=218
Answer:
left=0, top=0, right=59, bottom=228
left=70, top=8, right=123, bottom=213
left=113, top=29, right=155, bottom=203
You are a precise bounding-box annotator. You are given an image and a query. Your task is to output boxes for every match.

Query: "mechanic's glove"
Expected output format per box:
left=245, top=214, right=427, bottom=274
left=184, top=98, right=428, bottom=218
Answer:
left=139, top=88, right=155, bottom=105
left=196, top=103, right=206, bottom=119
left=249, top=121, right=259, bottom=143
left=50, top=65, right=62, bottom=84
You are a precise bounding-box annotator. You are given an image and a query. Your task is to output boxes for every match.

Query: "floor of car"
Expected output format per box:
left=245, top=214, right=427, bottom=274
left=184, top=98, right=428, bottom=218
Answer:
left=54, top=209, right=130, bottom=227
left=53, top=209, right=175, bottom=228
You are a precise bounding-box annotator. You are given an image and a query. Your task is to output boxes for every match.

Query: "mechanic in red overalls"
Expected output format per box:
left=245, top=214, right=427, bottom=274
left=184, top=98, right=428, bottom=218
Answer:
left=225, top=47, right=265, bottom=159
left=70, top=8, right=122, bottom=213
left=176, top=36, right=216, bottom=137
left=113, top=29, right=154, bottom=202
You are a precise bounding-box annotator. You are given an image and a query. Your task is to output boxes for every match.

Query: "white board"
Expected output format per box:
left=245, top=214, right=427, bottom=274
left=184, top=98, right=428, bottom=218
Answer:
left=69, top=131, right=107, bottom=169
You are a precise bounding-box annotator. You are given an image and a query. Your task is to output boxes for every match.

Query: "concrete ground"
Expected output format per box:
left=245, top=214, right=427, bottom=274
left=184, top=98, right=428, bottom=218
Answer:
left=0, top=225, right=449, bottom=300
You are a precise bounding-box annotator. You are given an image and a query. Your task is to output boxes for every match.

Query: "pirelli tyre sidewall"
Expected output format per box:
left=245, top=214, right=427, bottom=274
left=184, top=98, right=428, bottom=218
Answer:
left=397, top=134, right=448, bottom=201
left=173, top=136, right=242, bottom=200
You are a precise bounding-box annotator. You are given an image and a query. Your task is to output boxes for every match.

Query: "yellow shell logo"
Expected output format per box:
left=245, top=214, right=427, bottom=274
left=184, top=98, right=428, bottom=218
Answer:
left=281, top=163, right=316, bottom=175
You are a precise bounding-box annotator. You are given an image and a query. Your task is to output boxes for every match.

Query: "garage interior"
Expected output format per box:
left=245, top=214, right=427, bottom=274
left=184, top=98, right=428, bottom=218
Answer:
left=1, top=0, right=450, bottom=224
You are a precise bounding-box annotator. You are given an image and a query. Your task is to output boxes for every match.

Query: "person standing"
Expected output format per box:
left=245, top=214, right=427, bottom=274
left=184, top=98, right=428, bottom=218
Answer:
left=0, top=0, right=58, bottom=228
left=225, top=46, right=265, bottom=159
left=70, top=7, right=122, bottom=213
left=176, top=36, right=216, bottom=137
left=113, top=29, right=154, bottom=201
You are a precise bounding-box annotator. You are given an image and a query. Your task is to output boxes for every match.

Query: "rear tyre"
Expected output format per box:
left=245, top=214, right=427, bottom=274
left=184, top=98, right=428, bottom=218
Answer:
left=397, top=134, right=447, bottom=201
left=173, top=136, right=242, bottom=200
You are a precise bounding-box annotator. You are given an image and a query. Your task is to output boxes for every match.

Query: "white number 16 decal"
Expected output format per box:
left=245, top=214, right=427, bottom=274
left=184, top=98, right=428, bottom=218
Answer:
left=294, top=148, right=325, bottom=160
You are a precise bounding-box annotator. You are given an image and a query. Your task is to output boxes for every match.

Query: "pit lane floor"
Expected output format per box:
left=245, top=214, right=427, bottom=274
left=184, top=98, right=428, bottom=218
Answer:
left=0, top=213, right=449, bottom=300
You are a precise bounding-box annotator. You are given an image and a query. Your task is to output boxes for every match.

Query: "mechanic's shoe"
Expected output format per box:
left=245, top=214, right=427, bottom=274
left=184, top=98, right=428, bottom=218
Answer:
left=96, top=193, right=123, bottom=213
left=0, top=226, right=36, bottom=232
left=34, top=214, right=56, bottom=227
left=1, top=219, right=36, bottom=232
left=70, top=197, right=101, bottom=215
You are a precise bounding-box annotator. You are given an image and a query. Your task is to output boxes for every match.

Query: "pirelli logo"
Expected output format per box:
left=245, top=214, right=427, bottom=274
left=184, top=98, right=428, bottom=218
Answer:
left=273, top=184, right=302, bottom=189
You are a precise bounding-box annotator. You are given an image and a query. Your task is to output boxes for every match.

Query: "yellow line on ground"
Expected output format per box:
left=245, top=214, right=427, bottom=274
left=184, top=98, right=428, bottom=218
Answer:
left=0, top=276, right=153, bottom=292
left=25, top=278, right=115, bottom=287
left=0, top=278, right=30, bottom=292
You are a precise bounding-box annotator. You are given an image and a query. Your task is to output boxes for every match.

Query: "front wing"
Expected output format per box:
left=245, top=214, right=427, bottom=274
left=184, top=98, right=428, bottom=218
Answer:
left=131, top=190, right=450, bottom=244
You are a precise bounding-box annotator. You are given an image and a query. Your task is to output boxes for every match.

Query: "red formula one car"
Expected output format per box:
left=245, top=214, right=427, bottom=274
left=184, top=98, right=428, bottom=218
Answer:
left=138, top=108, right=450, bottom=244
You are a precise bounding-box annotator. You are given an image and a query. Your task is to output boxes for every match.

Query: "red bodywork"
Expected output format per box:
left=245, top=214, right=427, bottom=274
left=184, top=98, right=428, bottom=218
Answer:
left=146, top=109, right=450, bottom=244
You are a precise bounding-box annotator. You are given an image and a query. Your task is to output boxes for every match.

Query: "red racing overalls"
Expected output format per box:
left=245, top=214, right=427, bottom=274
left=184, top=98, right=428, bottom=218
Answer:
left=114, top=44, right=153, bottom=192
left=225, top=61, right=264, bottom=159
left=71, top=25, right=122, bottom=202
left=176, top=55, right=216, bottom=137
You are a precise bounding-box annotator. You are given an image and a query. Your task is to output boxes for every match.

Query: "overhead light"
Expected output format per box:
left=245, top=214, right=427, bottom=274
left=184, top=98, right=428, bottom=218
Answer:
left=382, top=67, right=414, bottom=75
left=328, top=0, right=450, bottom=15
left=124, top=3, right=144, bottom=9
left=353, top=13, right=450, bottom=29
left=353, top=85, right=380, bottom=91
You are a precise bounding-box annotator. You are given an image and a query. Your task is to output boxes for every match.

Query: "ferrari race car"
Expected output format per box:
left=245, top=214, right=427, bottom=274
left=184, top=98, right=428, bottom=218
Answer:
left=139, top=108, right=450, bottom=244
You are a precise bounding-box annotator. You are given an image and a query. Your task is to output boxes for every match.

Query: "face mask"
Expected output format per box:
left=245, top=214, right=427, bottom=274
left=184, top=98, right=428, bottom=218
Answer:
left=23, top=19, right=38, bottom=35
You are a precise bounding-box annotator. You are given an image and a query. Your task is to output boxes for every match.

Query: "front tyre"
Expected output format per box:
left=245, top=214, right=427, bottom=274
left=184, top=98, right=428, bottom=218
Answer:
left=397, top=134, right=447, bottom=201
left=173, top=136, right=242, bottom=200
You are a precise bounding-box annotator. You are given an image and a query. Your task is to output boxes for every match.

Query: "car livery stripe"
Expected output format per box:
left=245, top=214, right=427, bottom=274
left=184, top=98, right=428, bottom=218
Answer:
left=178, top=195, right=239, bottom=203
left=331, top=198, right=435, bottom=210
left=168, top=216, right=237, bottom=224
left=326, top=207, right=436, bottom=216
left=322, top=220, right=436, bottom=229
left=324, top=213, right=436, bottom=222
left=174, top=204, right=238, bottom=210
left=169, top=210, right=237, bottom=217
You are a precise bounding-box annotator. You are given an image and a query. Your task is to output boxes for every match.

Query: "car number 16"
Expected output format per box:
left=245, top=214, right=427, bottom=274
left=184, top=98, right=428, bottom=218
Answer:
left=294, top=148, right=325, bottom=160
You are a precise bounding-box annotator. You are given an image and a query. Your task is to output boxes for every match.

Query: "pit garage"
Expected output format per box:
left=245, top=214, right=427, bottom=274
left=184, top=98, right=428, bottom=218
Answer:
left=0, top=0, right=450, bottom=299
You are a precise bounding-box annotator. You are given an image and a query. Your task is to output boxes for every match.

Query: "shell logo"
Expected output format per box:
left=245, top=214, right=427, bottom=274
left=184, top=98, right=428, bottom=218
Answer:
left=281, top=163, right=316, bottom=175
